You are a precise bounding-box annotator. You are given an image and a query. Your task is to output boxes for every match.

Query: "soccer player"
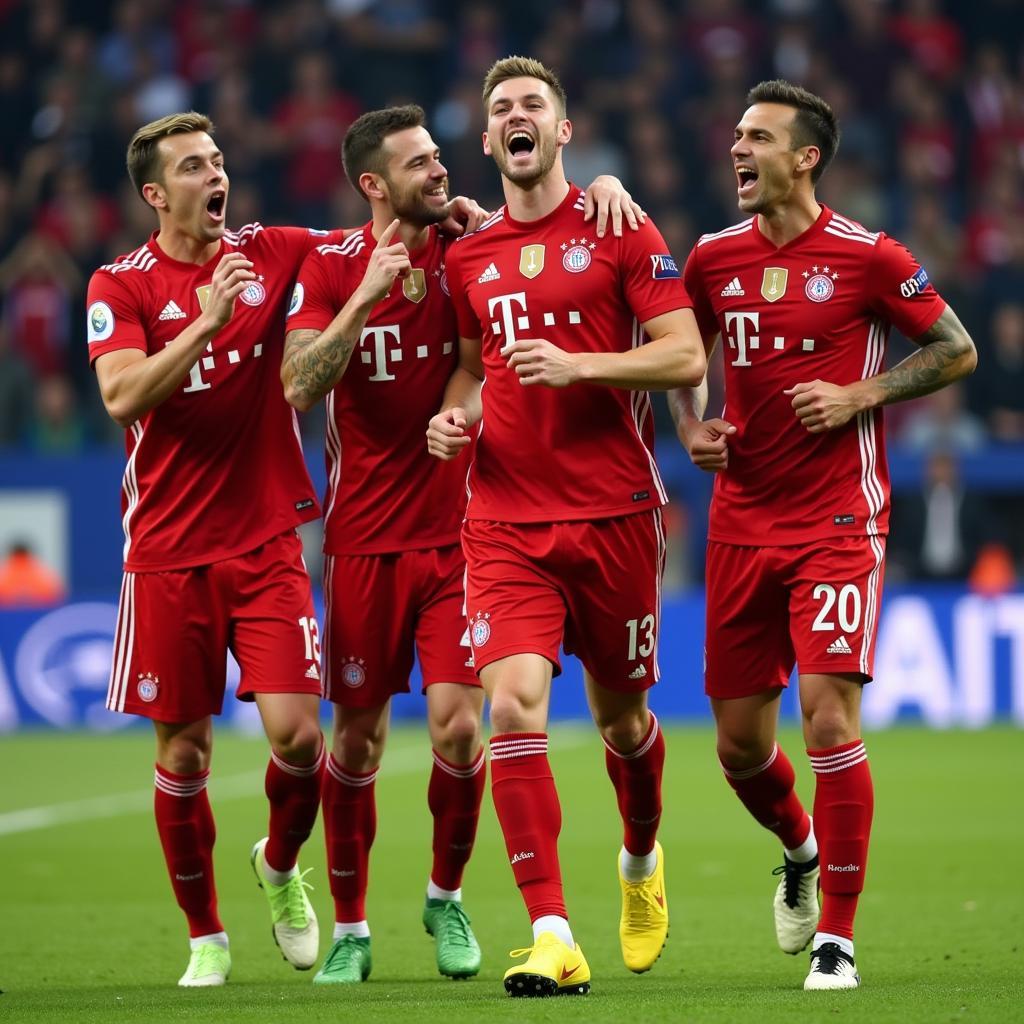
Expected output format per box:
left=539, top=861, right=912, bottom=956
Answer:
left=87, top=112, right=344, bottom=987
left=669, top=80, right=977, bottom=990
left=281, top=103, right=646, bottom=985
left=427, top=57, right=706, bottom=997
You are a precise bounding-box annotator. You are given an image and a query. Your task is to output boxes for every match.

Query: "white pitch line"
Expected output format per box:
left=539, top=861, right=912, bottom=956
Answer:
left=0, top=727, right=593, bottom=836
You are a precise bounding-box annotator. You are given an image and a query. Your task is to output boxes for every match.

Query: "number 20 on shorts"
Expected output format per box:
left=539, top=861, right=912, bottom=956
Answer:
left=810, top=583, right=862, bottom=633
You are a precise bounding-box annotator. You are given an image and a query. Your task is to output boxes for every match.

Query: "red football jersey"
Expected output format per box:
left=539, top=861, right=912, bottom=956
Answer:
left=286, top=223, right=466, bottom=555
left=446, top=185, right=691, bottom=523
left=87, top=223, right=342, bottom=571
left=684, top=205, right=946, bottom=545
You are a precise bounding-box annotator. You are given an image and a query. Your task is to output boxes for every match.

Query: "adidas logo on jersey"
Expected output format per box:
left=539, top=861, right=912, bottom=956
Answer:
left=628, top=664, right=648, bottom=680
left=477, top=262, right=500, bottom=283
left=158, top=300, right=187, bottom=321
left=827, top=635, right=853, bottom=655
left=305, top=663, right=321, bottom=680
left=720, top=277, right=745, bottom=296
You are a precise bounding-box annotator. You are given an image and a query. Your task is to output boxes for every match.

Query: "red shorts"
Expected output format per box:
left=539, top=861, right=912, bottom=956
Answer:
left=704, top=536, right=886, bottom=699
left=321, top=543, right=478, bottom=707
left=106, top=530, right=321, bottom=723
left=462, top=511, right=666, bottom=692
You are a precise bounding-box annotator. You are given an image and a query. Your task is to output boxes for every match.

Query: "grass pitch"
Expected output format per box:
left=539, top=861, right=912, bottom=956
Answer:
left=1, top=725, right=1021, bottom=1023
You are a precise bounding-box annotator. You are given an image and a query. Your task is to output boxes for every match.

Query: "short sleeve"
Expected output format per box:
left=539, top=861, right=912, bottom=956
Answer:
left=445, top=241, right=482, bottom=339
left=287, top=247, right=346, bottom=333
left=86, top=271, right=148, bottom=366
left=682, top=244, right=719, bottom=339
left=865, top=234, right=946, bottom=338
left=618, top=217, right=693, bottom=324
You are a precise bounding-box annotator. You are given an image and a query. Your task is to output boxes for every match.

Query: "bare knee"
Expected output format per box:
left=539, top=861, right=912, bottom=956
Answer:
left=803, top=705, right=858, bottom=750
left=715, top=729, right=774, bottom=772
left=593, top=705, right=648, bottom=754
left=271, top=717, right=323, bottom=765
left=333, top=716, right=387, bottom=772
left=433, top=709, right=482, bottom=763
left=156, top=726, right=212, bottom=775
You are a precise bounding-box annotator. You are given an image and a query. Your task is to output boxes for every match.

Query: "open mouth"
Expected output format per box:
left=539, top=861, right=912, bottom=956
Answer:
left=206, top=191, right=226, bottom=221
left=736, top=167, right=758, bottom=195
left=424, top=183, right=448, bottom=203
left=507, top=131, right=536, bottom=159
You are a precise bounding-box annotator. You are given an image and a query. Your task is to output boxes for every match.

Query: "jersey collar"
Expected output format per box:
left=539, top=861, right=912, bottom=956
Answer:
left=752, top=203, right=831, bottom=253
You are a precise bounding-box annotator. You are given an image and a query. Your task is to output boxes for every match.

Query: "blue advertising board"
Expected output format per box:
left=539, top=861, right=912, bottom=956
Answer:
left=1, top=587, right=1021, bottom=731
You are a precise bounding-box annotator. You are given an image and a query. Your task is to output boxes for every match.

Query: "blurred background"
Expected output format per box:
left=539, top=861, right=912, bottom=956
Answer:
left=1, top=0, right=1023, bottom=730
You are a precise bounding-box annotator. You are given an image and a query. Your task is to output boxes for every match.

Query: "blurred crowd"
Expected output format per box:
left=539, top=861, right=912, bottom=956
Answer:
left=1, top=0, right=1023, bottom=583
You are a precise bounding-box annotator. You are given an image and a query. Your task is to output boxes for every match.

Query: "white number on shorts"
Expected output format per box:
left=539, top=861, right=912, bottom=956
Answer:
left=626, top=614, right=656, bottom=659
left=298, top=616, right=321, bottom=662
left=810, top=584, right=862, bottom=632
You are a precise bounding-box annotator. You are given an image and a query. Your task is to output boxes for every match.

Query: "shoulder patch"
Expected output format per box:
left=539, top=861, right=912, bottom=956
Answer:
left=87, top=301, right=115, bottom=343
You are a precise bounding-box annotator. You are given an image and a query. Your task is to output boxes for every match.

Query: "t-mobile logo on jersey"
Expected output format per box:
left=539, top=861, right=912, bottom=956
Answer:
left=357, top=324, right=451, bottom=382
left=488, top=291, right=583, bottom=355
left=723, top=311, right=817, bottom=367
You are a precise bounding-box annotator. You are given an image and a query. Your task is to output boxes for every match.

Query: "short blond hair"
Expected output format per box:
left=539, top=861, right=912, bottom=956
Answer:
left=482, top=56, right=567, bottom=119
left=126, top=111, right=215, bottom=198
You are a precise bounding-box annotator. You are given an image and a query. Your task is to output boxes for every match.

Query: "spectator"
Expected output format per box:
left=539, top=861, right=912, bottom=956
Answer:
left=0, top=539, right=66, bottom=606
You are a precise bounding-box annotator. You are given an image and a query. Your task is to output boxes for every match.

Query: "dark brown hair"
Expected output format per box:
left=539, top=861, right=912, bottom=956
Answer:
left=482, top=56, right=567, bottom=119
left=342, top=104, right=427, bottom=198
left=746, top=80, right=840, bottom=183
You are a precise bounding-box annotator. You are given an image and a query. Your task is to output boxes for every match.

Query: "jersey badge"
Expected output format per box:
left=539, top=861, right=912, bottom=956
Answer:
left=470, top=611, right=492, bottom=647
left=87, top=301, right=115, bottom=342
left=288, top=282, right=304, bottom=316
left=803, top=265, right=838, bottom=303
left=519, top=244, right=545, bottom=279
left=436, top=265, right=450, bottom=296
left=650, top=253, right=680, bottom=279
left=136, top=671, right=159, bottom=703
left=403, top=268, right=427, bottom=303
left=761, top=267, right=788, bottom=303
left=240, top=278, right=266, bottom=306
left=341, top=657, right=367, bottom=688
left=561, top=237, right=596, bottom=274
left=195, top=284, right=212, bottom=311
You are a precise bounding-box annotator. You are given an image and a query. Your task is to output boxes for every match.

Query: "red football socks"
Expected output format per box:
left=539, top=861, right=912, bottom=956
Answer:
left=322, top=754, right=378, bottom=922
left=428, top=746, right=486, bottom=892
left=721, top=742, right=812, bottom=851
left=603, top=711, right=665, bottom=856
left=263, top=741, right=325, bottom=873
left=489, top=733, right=566, bottom=921
left=153, top=765, right=223, bottom=938
left=809, top=739, right=874, bottom=939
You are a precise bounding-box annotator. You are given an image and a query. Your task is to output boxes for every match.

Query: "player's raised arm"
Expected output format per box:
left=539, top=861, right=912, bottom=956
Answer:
left=282, top=219, right=410, bottom=411
left=506, top=307, right=706, bottom=391
left=426, top=337, right=484, bottom=461
left=785, top=305, right=977, bottom=434
left=94, top=251, right=255, bottom=428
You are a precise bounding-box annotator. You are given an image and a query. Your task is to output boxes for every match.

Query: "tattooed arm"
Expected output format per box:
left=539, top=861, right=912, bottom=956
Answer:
left=282, top=219, right=410, bottom=411
left=784, top=305, right=978, bottom=434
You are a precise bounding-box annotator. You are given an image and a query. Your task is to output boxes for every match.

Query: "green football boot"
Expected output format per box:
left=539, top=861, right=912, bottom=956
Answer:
left=250, top=837, right=319, bottom=969
left=423, top=898, right=482, bottom=979
left=178, top=942, right=231, bottom=987
left=313, top=935, right=372, bottom=984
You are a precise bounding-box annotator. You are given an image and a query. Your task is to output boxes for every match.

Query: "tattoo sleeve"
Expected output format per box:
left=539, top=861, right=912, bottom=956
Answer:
left=874, top=306, right=977, bottom=406
left=282, top=325, right=362, bottom=408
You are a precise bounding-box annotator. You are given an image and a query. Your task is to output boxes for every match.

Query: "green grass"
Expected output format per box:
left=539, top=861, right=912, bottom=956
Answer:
left=1, top=725, right=1022, bottom=1023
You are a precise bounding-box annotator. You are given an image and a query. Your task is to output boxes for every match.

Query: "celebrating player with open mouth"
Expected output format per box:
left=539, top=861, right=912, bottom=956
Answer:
left=428, top=56, right=705, bottom=997
left=86, top=112, right=347, bottom=987
left=282, top=102, right=646, bottom=987
left=670, top=80, right=976, bottom=991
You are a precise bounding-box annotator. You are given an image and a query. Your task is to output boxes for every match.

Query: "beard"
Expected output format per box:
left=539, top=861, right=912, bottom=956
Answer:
left=491, top=131, right=558, bottom=187
left=387, top=177, right=451, bottom=227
